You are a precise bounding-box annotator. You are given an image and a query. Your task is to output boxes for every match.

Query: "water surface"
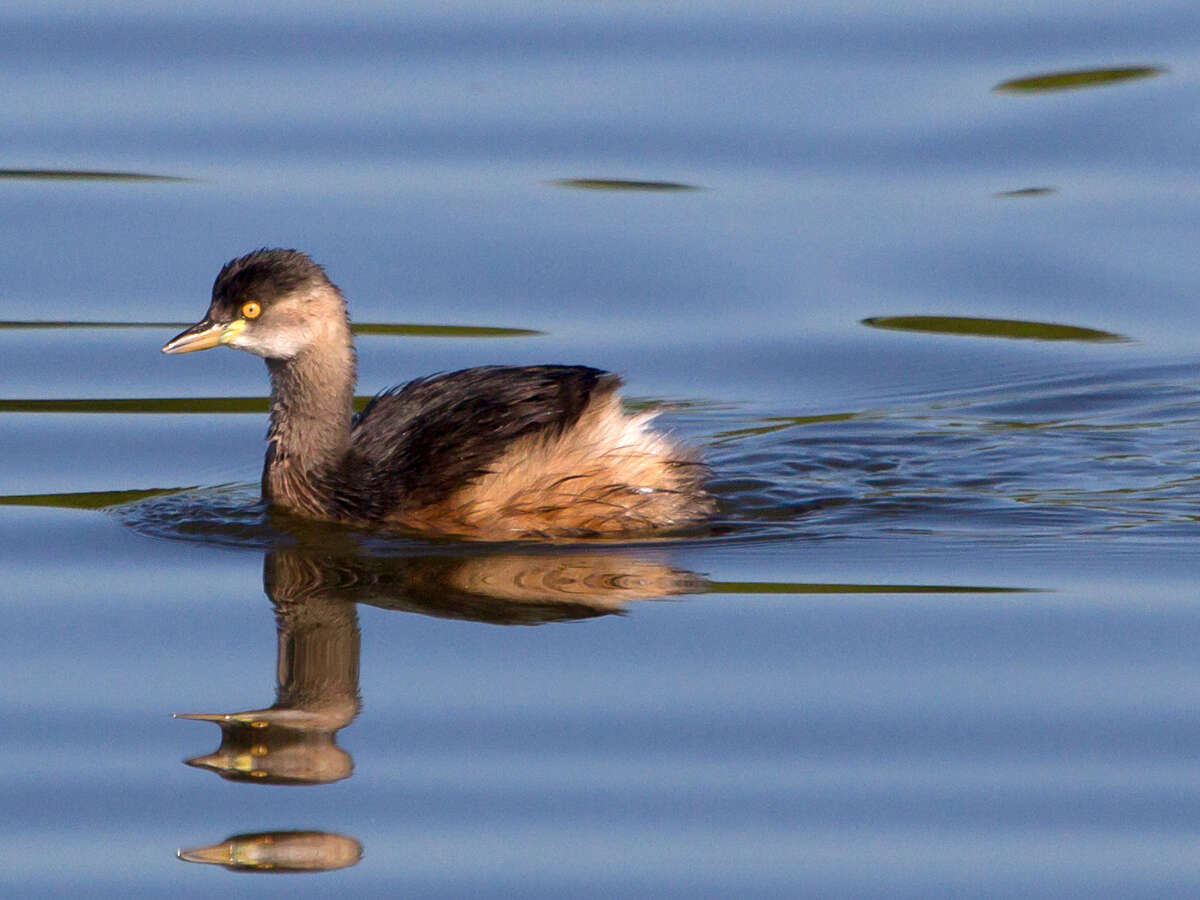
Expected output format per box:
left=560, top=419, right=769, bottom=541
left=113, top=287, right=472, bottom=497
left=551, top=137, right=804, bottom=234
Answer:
left=1, top=2, right=1198, bottom=897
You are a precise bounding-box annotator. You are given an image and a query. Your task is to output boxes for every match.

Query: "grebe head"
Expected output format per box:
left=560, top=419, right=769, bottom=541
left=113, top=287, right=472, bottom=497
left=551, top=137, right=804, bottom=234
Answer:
left=162, top=249, right=348, bottom=360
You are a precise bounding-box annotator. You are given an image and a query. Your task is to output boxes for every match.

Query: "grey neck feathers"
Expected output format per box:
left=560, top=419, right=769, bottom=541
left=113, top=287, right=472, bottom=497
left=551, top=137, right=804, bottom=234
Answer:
left=265, top=335, right=357, bottom=481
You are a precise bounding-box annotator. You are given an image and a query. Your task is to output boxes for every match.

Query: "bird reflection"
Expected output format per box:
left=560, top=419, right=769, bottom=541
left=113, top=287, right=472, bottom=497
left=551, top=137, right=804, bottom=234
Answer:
left=177, top=541, right=705, bottom=784
left=176, top=539, right=705, bottom=872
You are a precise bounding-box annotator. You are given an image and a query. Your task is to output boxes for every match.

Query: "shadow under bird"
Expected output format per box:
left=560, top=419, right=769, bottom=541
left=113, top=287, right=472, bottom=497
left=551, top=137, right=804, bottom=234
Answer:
left=162, top=249, right=714, bottom=539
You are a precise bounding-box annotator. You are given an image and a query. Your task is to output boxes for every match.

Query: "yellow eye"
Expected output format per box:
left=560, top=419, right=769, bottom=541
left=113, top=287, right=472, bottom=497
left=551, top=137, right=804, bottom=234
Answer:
left=240, top=301, right=261, bottom=320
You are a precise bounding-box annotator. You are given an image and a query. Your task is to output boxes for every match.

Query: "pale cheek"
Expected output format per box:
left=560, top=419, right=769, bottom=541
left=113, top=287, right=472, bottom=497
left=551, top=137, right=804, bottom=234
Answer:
left=228, top=328, right=308, bottom=359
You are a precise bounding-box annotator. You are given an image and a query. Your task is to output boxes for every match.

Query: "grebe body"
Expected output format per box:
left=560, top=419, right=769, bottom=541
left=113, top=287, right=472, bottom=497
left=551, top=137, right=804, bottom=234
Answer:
left=162, top=249, right=713, bottom=539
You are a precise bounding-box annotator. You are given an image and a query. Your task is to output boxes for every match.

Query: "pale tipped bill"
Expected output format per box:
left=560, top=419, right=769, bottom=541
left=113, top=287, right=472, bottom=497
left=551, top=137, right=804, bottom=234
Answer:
left=162, top=317, right=246, bottom=354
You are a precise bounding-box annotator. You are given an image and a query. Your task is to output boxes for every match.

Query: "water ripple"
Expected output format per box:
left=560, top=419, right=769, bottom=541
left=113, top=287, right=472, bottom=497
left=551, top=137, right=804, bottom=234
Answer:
left=92, top=363, right=1200, bottom=550
left=706, top=363, right=1200, bottom=543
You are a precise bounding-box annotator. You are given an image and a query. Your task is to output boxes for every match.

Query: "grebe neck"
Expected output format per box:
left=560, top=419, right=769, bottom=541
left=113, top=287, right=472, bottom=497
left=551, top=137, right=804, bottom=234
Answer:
left=263, top=338, right=356, bottom=508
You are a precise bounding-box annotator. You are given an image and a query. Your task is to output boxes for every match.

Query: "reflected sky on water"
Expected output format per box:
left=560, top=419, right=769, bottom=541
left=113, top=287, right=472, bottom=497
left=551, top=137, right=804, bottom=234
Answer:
left=0, top=1, right=1198, bottom=897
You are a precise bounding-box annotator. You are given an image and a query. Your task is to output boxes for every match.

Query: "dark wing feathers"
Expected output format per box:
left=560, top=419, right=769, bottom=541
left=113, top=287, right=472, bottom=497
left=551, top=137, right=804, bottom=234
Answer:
left=330, top=365, right=616, bottom=519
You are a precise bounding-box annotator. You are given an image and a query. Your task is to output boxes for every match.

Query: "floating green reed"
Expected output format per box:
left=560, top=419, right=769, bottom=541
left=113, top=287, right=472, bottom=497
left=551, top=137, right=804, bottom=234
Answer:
left=862, top=316, right=1129, bottom=343
left=353, top=323, right=542, bottom=337
left=0, top=320, right=541, bottom=337
left=0, top=397, right=268, bottom=414
left=711, top=581, right=1033, bottom=594
left=714, top=412, right=859, bottom=441
left=994, top=187, right=1057, bottom=198
left=0, top=169, right=194, bottom=182
left=0, top=320, right=182, bottom=330
left=549, top=178, right=702, bottom=192
left=0, top=486, right=189, bottom=510
left=993, top=66, right=1164, bottom=93
left=0, top=396, right=391, bottom=414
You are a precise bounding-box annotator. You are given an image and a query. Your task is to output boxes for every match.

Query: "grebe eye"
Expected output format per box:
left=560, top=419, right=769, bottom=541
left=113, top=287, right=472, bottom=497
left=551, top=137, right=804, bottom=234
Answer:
left=240, top=301, right=261, bottom=319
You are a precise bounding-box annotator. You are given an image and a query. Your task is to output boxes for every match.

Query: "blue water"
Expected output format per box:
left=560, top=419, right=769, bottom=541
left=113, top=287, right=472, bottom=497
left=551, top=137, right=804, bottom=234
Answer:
left=1, top=2, right=1198, bottom=897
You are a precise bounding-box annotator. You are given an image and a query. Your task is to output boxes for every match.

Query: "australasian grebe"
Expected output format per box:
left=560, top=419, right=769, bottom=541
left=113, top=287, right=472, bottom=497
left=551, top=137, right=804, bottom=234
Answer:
left=161, top=249, right=714, bottom=539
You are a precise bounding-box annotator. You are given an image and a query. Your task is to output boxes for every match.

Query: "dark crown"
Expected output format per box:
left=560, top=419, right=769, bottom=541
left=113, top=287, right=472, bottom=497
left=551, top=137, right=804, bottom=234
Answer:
left=213, top=248, right=331, bottom=305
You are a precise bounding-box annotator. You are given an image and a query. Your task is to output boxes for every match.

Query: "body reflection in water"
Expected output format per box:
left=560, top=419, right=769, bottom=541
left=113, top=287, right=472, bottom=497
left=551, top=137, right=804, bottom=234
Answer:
left=177, top=534, right=707, bottom=873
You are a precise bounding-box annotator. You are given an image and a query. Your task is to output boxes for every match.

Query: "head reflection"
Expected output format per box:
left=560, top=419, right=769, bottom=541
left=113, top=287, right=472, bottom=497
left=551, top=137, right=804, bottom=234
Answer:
left=176, top=574, right=359, bottom=785
left=178, top=830, right=362, bottom=873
